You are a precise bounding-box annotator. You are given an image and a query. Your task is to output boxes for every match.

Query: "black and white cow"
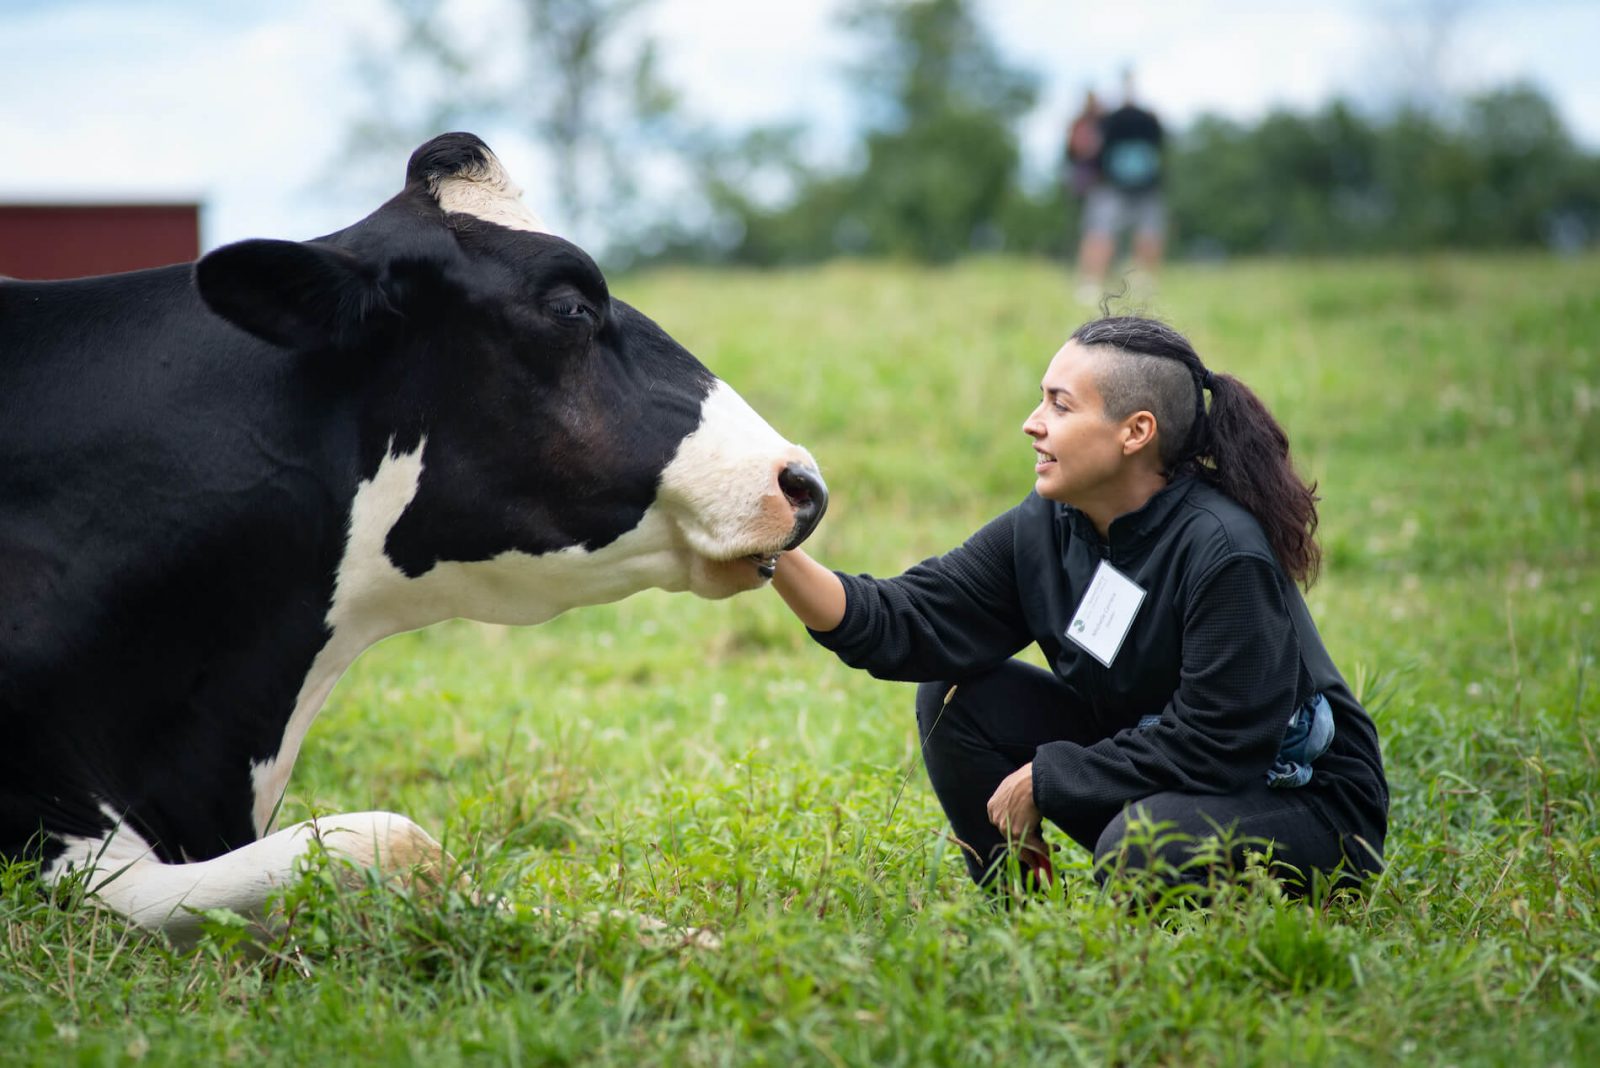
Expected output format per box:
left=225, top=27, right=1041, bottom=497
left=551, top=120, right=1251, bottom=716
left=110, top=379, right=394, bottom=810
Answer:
left=0, top=133, right=825, bottom=943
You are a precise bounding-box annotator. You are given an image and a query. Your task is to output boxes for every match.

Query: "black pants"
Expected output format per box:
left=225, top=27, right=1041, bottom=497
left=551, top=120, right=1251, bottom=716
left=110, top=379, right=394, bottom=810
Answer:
left=914, top=659, right=1377, bottom=894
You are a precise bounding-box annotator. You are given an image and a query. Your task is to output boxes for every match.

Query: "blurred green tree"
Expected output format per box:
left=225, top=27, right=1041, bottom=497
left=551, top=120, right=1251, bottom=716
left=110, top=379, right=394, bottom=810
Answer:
left=1166, top=84, right=1598, bottom=258
left=716, top=0, right=1040, bottom=264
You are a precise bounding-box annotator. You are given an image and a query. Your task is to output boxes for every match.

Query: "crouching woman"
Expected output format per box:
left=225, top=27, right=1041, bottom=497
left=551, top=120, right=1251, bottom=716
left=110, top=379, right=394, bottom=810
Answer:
left=772, top=316, right=1387, bottom=894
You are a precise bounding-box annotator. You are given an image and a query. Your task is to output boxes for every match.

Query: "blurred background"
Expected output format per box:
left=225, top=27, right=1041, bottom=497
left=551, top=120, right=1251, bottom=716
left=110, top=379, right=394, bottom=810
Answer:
left=0, top=0, right=1596, bottom=275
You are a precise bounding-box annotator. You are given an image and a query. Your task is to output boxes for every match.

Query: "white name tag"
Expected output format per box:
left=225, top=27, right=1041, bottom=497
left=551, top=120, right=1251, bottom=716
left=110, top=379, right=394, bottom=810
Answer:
left=1066, top=560, right=1146, bottom=667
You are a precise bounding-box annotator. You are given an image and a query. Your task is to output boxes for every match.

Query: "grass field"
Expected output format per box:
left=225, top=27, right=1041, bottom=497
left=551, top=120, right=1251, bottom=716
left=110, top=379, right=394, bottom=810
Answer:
left=4, top=252, right=1598, bottom=1065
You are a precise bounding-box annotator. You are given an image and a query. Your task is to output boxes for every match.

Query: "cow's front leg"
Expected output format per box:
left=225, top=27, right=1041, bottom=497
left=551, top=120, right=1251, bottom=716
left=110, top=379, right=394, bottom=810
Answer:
left=48, top=811, right=453, bottom=949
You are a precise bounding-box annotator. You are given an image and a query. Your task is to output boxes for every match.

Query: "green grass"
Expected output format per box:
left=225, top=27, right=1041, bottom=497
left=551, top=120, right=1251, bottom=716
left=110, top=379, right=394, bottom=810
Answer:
left=4, top=252, right=1598, bottom=1066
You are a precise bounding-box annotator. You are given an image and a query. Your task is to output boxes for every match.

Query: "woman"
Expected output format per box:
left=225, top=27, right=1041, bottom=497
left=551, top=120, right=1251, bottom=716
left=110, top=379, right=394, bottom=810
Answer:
left=772, top=317, right=1387, bottom=894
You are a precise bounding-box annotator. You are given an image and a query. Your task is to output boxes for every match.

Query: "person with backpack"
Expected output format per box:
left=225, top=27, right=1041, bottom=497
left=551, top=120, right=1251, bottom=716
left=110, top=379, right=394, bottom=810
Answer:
left=1076, top=70, right=1167, bottom=304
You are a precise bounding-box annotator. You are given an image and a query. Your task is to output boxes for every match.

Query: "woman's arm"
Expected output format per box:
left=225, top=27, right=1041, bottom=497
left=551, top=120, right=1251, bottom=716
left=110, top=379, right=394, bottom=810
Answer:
left=771, top=548, right=847, bottom=632
left=772, top=505, right=1034, bottom=682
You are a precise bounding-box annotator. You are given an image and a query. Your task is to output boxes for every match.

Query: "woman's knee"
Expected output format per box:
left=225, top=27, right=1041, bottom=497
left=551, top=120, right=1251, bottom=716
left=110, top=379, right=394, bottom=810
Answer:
left=914, top=661, right=1059, bottom=741
left=914, top=680, right=957, bottom=737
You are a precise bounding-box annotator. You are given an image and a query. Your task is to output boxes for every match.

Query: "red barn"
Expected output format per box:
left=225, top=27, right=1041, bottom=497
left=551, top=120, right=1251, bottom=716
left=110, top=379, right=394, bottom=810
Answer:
left=0, top=201, right=201, bottom=280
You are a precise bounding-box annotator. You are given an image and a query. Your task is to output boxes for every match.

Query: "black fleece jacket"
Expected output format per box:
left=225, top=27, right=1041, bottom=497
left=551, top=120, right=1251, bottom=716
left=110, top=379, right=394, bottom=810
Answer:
left=808, top=477, right=1388, bottom=846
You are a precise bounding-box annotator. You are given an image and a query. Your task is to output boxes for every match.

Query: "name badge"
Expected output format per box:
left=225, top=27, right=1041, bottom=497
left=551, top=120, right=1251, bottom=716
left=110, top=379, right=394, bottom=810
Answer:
left=1066, top=560, right=1146, bottom=667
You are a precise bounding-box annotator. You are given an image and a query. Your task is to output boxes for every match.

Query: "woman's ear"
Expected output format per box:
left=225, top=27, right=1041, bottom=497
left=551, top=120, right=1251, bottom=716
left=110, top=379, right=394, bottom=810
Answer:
left=1121, top=410, right=1160, bottom=457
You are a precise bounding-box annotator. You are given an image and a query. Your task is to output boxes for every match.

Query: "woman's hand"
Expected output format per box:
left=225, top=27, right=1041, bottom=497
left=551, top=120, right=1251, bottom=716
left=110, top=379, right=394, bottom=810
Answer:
left=988, top=763, right=1051, bottom=878
left=987, top=762, right=1040, bottom=839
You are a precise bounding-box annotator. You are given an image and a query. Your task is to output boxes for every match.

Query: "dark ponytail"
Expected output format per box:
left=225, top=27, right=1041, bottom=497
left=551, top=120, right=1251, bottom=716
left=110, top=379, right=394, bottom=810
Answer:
left=1070, top=316, right=1322, bottom=587
left=1201, top=372, right=1321, bottom=586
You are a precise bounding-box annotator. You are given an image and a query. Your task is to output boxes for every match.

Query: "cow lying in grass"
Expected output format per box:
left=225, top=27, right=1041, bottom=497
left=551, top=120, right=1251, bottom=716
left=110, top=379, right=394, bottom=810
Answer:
left=0, top=132, right=826, bottom=945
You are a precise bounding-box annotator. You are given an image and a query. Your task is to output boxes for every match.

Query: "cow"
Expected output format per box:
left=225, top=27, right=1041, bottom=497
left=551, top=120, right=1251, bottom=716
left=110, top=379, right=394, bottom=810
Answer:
left=0, top=132, right=826, bottom=946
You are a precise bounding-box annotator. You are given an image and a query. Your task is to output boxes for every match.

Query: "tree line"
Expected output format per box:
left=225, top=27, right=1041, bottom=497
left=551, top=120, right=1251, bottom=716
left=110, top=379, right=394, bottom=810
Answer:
left=351, top=0, right=1600, bottom=267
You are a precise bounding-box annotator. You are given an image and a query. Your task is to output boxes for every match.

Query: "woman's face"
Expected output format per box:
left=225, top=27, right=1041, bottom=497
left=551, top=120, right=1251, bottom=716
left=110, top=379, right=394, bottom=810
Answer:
left=1022, top=341, right=1134, bottom=506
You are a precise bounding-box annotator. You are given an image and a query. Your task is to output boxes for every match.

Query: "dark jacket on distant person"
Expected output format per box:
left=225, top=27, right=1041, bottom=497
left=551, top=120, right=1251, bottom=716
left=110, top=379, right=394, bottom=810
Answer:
left=1097, top=104, right=1165, bottom=192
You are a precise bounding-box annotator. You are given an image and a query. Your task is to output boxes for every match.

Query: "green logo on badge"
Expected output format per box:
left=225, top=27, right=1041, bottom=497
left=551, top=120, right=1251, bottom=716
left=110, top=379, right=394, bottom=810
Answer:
left=1073, top=620, right=1085, bottom=632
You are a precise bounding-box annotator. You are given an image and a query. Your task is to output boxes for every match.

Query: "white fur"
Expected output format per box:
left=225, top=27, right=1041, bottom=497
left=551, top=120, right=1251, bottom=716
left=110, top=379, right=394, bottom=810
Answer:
left=657, top=381, right=819, bottom=560
left=430, top=148, right=548, bottom=234
left=46, top=806, right=439, bottom=948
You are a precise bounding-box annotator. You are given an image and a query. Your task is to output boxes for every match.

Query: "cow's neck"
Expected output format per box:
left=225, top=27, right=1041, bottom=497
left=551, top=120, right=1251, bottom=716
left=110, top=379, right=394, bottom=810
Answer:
left=250, top=438, right=691, bottom=836
left=249, top=440, right=435, bottom=836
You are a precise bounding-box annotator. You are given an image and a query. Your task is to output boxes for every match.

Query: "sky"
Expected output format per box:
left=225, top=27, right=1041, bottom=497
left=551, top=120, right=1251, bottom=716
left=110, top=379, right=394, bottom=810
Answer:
left=1, top=0, right=1596, bottom=252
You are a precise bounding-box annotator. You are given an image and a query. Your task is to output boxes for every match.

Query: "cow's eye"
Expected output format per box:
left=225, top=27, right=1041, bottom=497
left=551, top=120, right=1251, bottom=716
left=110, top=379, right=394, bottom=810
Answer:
left=547, top=297, right=595, bottom=323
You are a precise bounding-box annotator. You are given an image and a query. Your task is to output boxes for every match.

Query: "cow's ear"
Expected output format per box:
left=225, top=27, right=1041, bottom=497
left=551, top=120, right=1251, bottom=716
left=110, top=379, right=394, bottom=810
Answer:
left=196, top=239, right=395, bottom=351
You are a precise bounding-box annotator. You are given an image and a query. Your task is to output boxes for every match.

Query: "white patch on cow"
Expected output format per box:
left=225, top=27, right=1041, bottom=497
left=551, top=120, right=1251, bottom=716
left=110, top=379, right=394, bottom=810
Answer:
left=46, top=804, right=160, bottom=882
left=655, top=380, right=819, bottom=560
left=248, top=440, right=428, bottom=834
left=46, top=805, right=442, bottom=946
left=430, top=147, right=548, bottom=234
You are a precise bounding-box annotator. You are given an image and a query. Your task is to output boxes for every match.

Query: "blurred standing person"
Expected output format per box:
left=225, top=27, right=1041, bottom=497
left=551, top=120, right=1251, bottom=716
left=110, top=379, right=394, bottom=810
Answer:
left=1063, top=88, right=1103, bottom=201
left=1076, top=69, right=1166, bottom=304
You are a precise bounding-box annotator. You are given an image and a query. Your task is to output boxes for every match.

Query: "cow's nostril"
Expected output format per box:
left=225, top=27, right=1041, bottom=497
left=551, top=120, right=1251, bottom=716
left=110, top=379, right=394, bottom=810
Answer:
left=779, top=462, right=828, bottom=550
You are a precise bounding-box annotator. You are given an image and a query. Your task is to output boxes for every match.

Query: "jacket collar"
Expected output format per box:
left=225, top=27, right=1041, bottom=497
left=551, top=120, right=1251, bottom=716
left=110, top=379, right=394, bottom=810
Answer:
left=1059, top=476, right=1198, bottom=554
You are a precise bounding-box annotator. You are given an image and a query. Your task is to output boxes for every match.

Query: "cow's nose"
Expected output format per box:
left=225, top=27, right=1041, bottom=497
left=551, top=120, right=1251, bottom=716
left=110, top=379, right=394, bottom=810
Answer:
left=779, top=462, right=828, bottom=549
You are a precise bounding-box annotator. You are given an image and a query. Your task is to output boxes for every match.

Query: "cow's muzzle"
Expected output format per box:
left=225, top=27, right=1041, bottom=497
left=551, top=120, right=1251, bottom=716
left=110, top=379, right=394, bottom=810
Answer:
left=779, top=462, right=828, bottom=550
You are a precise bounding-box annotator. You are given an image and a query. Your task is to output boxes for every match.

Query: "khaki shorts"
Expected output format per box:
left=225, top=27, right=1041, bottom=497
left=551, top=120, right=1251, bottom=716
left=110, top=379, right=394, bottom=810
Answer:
left=1083, top=186, right=1167, bottom=240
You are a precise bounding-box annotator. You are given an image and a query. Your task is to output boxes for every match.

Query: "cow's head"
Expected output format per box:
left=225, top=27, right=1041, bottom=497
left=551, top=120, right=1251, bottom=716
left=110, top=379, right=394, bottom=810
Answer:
left=193, top=133, right=825, bottom=633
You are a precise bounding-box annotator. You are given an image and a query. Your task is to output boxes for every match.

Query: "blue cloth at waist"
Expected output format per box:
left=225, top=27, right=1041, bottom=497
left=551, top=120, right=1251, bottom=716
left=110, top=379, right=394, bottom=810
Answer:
left=1134, top=691, right=1334, bottom=789
left=1265, top=692, right=1334, bottom=788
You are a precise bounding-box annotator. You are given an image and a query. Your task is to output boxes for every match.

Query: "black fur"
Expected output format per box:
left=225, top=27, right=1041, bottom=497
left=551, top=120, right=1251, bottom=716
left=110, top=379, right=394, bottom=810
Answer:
left=0, top=135, right=716, bottom=866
